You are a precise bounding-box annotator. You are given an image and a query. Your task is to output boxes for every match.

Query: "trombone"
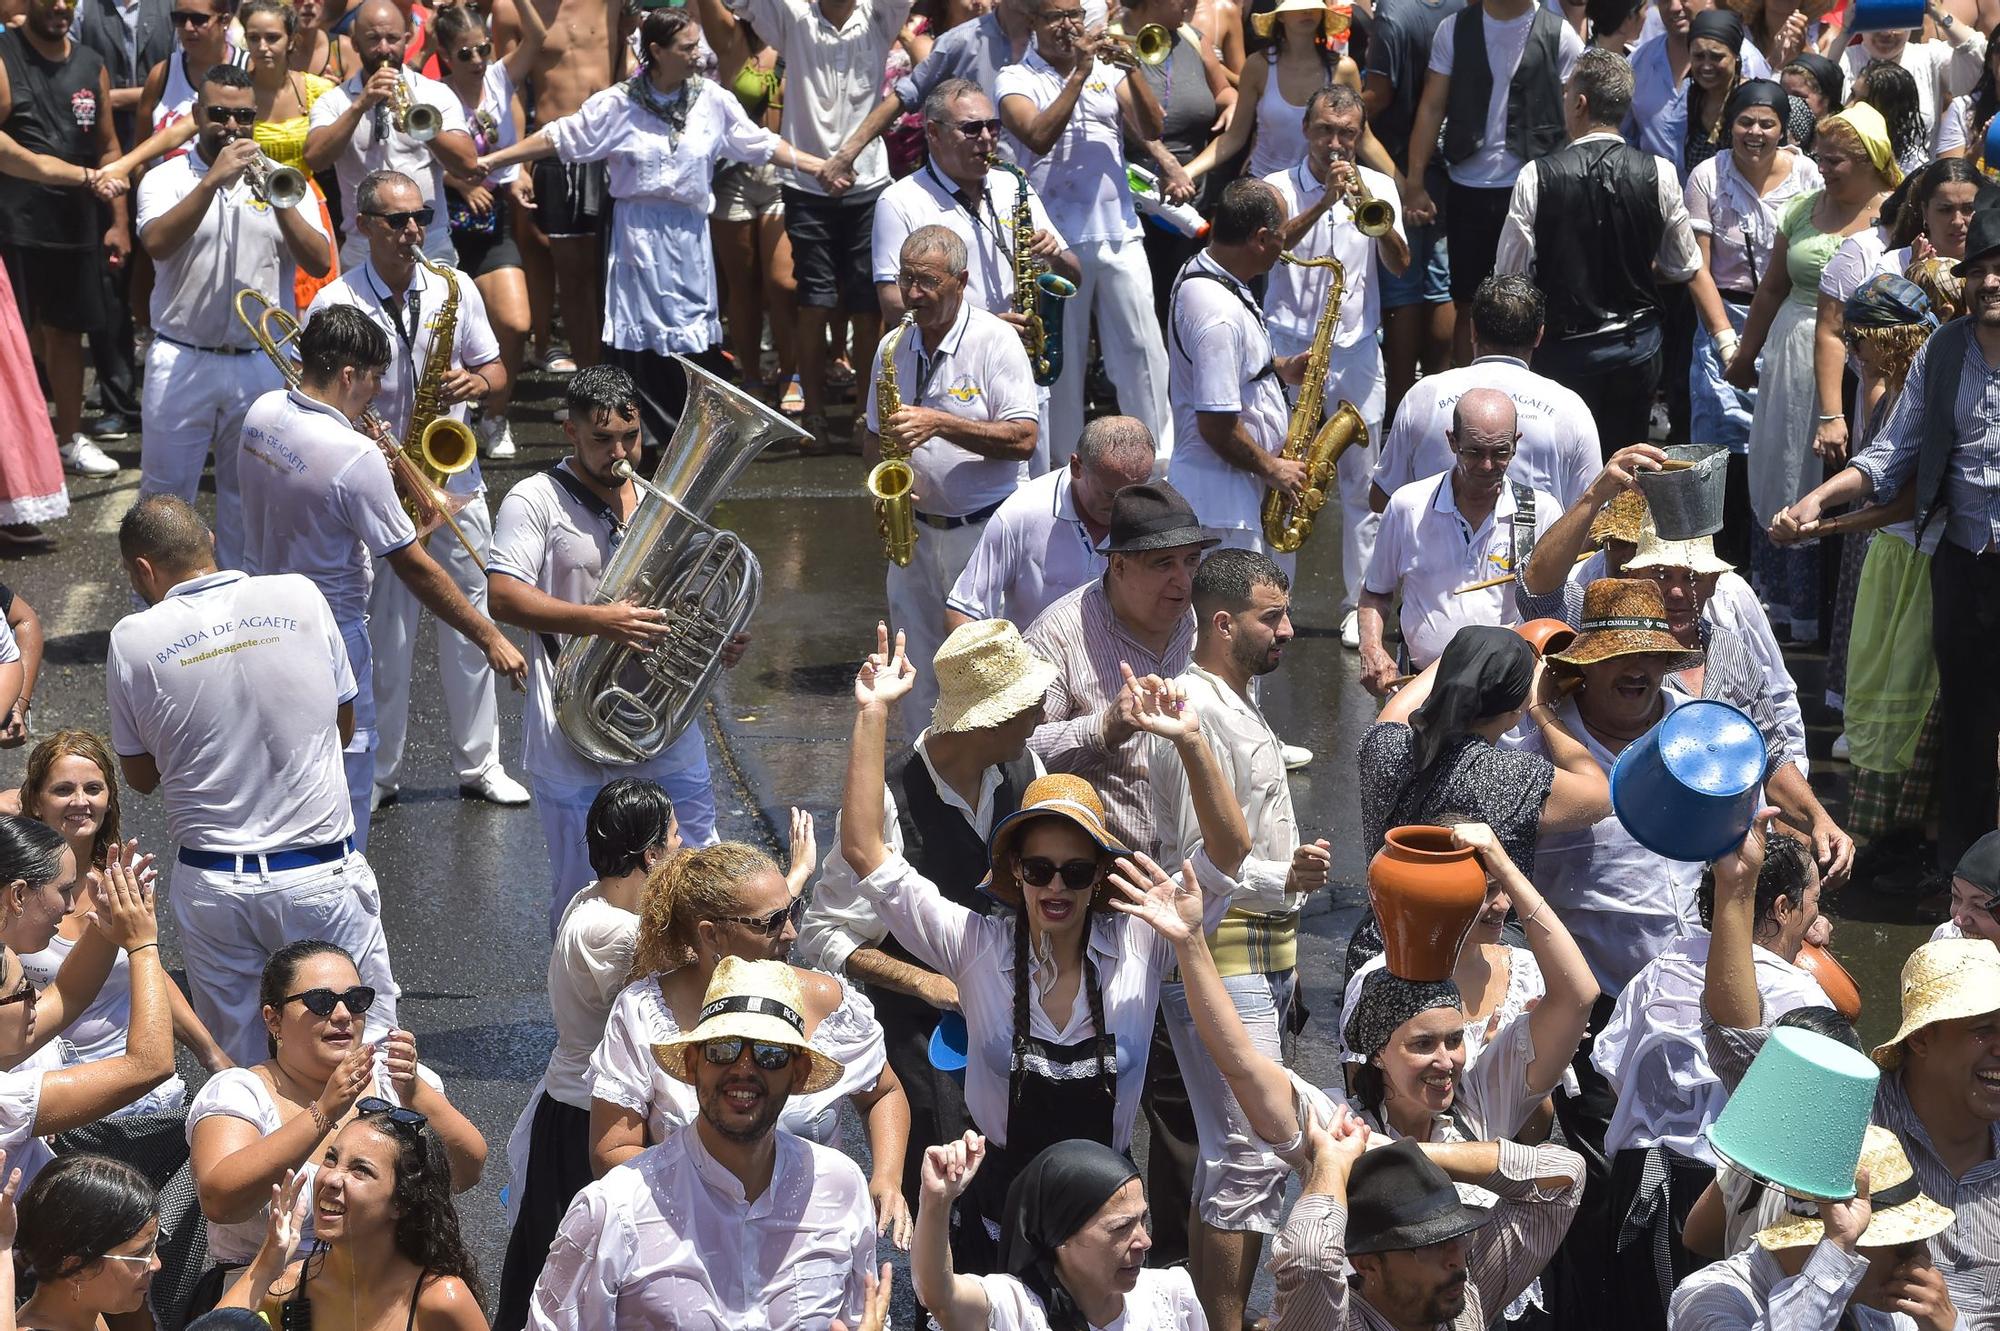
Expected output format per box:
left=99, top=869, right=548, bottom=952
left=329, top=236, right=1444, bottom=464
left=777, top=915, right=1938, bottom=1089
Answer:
left=1102, top=22, right=1171, bottom=66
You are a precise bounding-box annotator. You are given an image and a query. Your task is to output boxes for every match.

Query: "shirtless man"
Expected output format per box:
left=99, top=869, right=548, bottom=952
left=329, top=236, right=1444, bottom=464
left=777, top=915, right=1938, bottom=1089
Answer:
left=1190, top=0, right=1243, bottom=86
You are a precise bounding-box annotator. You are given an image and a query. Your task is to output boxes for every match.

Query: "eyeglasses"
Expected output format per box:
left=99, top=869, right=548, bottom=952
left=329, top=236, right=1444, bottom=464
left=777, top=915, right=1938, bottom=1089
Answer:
left=283, top=985, right=377, bottom=1017
left=1454, top=445, right=1515, bottom=464
left=1019, top=856, right=1100, bottom=890
left=454, top=42, right=493, bottom=59
left=169, top=9, right=216, bottom=25
left=363, top=207, right=436, bottom=229
left=897, top=268, right=953, bottom=292
left=951, top=117, right=1000, bottom=138
left=100, top=1237, right=159, bottom=1269
left=0, top=975, right=35, bottom=1013
left=204, top=104, right=257, bottom=125
left=356, top=1096, right=429, bottom=1133
left=719, top=892, right=809, bottom=936
left=1040, top=7, right=1085, bottom=22
left=700, top=1037, right=798, bottom=1070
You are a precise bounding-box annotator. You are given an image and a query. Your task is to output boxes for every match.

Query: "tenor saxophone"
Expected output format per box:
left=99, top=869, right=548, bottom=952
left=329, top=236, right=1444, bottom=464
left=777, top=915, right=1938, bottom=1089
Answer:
left=868, top=314, right=920, bottom=567
left=988, top=153, right=1075, bottom=386
left=1263, top=253, right=1368, bottom=554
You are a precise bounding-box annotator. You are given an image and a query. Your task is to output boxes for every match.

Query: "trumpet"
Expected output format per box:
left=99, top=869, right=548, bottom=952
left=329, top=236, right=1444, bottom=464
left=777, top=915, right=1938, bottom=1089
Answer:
left=389, top=77, right=442, bottom=141
left=243, top=153, right=309, bottom=209
left=1102, top=23, right=1171, bottom=66
left=1340, top=162, right=1394, bottom=237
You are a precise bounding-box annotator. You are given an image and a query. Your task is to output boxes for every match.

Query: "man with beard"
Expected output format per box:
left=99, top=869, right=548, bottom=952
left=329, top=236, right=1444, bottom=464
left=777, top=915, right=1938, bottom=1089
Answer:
left=528, top=956, right=880, bottom=1330
left=304, top=0, right=477, bottom=269
left=1132, top=547, right=1330, bottom=1331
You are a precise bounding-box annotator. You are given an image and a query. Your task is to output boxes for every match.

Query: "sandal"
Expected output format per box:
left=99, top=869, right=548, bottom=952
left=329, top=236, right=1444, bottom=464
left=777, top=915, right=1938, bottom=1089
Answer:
left=780, top=375, right=804, bottom=415
left=534, top=349, right=579, bottom=374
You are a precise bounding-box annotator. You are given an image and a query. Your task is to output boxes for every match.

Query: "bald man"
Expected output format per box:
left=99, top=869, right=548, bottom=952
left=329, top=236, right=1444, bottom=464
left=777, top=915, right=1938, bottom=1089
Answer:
left=1357, top=387, right=1562, bottom=696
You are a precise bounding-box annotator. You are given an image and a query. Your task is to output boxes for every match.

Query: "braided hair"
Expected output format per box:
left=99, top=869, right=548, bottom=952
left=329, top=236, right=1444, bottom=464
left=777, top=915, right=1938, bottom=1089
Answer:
left=1001, top=826, right=1116, bottom=1131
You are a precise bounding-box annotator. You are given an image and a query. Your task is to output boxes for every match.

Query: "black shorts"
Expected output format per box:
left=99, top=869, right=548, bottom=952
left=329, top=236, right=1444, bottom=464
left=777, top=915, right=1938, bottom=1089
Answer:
left=530, top=158, right=608, bottom=238
left=780, top=185, right=879, bottom=313
left=2, top=244, right=108, bottom=333
left=452, top=195, right=522, bottom=277
left=1443, top=180, right=1513, bottom=307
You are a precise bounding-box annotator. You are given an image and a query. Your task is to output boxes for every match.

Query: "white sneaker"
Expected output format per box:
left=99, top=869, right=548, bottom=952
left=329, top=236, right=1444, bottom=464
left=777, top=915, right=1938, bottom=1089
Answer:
left=61, top=435, right=119, bottom=477
left=479, top=416, right=517, bottom=460
left=1831, top=732, right=1851, bottom=761
left=1282, top=743, right=1314, bottom=771
left=370, top=784, right=399, bottom=812
left=1340, top=609, right=1360, bottom=650
left=460, top=767, right=532, bottom=805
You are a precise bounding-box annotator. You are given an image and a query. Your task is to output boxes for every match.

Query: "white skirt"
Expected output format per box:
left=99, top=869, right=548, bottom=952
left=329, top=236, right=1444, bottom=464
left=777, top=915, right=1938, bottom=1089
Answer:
left=1746, top=298, right=1819, bottom=526
left=604, top=196, right=724, bottom=357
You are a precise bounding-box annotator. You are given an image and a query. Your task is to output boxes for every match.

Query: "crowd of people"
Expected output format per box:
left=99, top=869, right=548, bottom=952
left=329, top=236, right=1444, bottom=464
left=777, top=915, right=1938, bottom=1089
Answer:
left=4, top=0, right=2000, bottom=1319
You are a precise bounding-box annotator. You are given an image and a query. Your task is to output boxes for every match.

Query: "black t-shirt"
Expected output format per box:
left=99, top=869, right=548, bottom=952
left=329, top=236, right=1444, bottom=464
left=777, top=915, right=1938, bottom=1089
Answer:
left=0, top=30, right=106, bottom=251
left=1364, top=0, right=1464, bottom=186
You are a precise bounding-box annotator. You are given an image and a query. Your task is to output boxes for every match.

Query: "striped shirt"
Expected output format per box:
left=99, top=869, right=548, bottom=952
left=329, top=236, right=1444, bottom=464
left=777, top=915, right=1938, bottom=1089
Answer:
left=1023, top=579, right=1195, bottom=857
left=1266, top=1141, right=1585, bottom=1331
left=1851, top=328, right=2000, bottom=556
left=1874, top=1073, right=2000, bottom=1323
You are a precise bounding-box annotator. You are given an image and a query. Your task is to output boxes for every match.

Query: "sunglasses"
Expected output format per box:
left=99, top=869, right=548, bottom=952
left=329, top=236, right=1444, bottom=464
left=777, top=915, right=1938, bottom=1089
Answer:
left=100, top=1236, right=159, bottom=1269
left=0, top=974, right=35, bottom=1013
left=363, top=207, right=436, bottom=229
left=454, top=42, right=493, bottom=59
left=720, top=892, right=809, bottom=936
left=205, top=104, right=257, bottom=125
left=700, top=1037, right=797, bottom=1070
left=283, top=985, right=377, bottom=1017
left=951, top=117, right=1001, bottom=137
left=1019, top=856, right=1099, bottom=890
left=357, top=1096, right=429, bottom=1132
left=170, top=9, right=216, bottom=24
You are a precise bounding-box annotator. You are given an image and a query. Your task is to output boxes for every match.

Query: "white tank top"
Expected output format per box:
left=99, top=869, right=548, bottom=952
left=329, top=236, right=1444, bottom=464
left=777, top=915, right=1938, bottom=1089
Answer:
left=1247, top=47, right=1315, bottom=180
left=152, top=44, right=247, bottom=145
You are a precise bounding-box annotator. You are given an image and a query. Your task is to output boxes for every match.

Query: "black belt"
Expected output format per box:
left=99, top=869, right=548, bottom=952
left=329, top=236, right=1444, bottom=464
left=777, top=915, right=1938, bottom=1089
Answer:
left=178, top=837, right=353, bottom=872
left=154, top=332, right=258, bottom=356
left=916, top=499, right=1003, bottom=531
left=1717, top=288, right=1757, bottom=304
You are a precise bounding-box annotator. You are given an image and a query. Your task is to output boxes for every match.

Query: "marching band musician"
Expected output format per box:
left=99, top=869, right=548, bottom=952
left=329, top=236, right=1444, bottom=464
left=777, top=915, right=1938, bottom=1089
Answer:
left=305, top=168, right=531, bottom=813
left=1262, top=84, right=1408, bottom=652
left=863, top=226, right=1040, bottom=733
left=486, top=365, right=727, bottom=933
left=135, top=63, right=331, bottom=574
left=235, top=303, right=527, bottom=851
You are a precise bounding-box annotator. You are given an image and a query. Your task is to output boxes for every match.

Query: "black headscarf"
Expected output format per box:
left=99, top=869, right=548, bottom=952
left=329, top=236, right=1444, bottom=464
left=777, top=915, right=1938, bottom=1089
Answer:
left=1689, top=7, right=1744, bottom=52
left=1406, top=626, right=1536, bottom=776
left=1000, top=1140, right=1141, bottom=1331
left=1345, top=969, right=1465, bottom=1061
left=1724, top=77, right=1790, bottom=133
left=1787, top=52, right=1845, bottom=109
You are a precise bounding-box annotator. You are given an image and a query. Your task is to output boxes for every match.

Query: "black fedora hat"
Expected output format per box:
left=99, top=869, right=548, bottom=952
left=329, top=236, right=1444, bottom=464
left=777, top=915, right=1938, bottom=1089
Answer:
left=1345, top=1139, right=1494, bottom=1255
left=1954, top=206, right=2000, bottom=277
left=1103, top=482, right=1220, bottom=554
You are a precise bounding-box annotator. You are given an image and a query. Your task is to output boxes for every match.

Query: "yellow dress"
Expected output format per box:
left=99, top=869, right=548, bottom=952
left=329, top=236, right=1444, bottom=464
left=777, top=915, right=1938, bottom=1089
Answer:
left=255, top=72, right=338, bottom=307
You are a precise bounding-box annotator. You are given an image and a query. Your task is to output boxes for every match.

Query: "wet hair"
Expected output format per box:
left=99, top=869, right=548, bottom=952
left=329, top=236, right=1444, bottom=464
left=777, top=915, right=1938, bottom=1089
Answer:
left=20, top=731, right=123, bottom=869
left=1696, top=831, right=1815, bottom=939
left=1890, top=157, right=1996, bottom=248
left=1854, top=59, right=1925, bottom=169
left=585, top=778, right=676, bottom=879
left=1569, top=47, right=1634, bottom=124
left=922, top=76, right=987, bottom=124
left=1192, top=548, right=1290, bottom=618
left=1209, top=178, right=1283, bottom=245
left=638, top=6, right=696, bottom=64
left=355, top=167, right=419, bottom=217
left=1073, top=417, right=1154, bottom=474
left=298, top=305, right=391, bottom=383
left=432, top=1, right=487, bottom=66
left=15, top=1155, right=157, bottom=1284
left=1470, top=274, right=1545, bottom=350
left=1301, top=81, right=1363, bottom=127
left=237, top=0, right=297, bottom=37
left=119, top=494, right=213, bottom=571
left=902, top=224, right=969, bottom=277
left=628, top=842, right=779, bottom=977
left=345, top=1111, right=485, bottom=1305
left=0, top=814, right=68, bottom=897
left=201, top=62, right=254, bottom=91
left=564, top=364, right=641, bottom=426
left=1775, top=1004, right=1864, bottom=1052
left=259, top=939, right=357, bottom=1054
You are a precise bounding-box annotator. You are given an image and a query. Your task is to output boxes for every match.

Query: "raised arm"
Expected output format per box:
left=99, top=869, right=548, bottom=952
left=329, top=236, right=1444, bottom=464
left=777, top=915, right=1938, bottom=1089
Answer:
left=1703, top=810, right=1781, bottom=1030
left=499, top=0, right=550, bottom=83
left=840, top=623, right=912, bottom=881
left=1520, top=444, right=1665, bottom=596
left=912, top=1133, right=995, bottom=1331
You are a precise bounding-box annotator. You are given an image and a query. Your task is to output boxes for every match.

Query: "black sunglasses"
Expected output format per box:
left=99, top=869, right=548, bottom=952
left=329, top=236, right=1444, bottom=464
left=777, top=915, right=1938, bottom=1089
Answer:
left=205, top=105, right=257, bottom=124
left=170, top=8, right=216, bottom=23
left=952, top=117, right=1001, bottom=137
left=0, top=975, right=35, bottom=1012
left=283, top=985, right=377, bottom=1017
left=1019, top=856, right=1100, bottom=890
left=357, top=1096, right=429, bottom=1132
left=363, top=207, right=436, bottom=229
left=454, top=42, right=493, bottom=59
left=720, top=892, right=809, bottom=936
left=700, top=1037, right=797, bottom=1070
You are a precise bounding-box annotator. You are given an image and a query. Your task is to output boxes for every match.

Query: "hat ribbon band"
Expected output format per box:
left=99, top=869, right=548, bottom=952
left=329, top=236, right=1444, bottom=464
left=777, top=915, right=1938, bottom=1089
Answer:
left=697, top=994, right=806, bottom=1035
left=1777, top=1172, right=1921, bottom=1217
left=1580, top=615, right=1672, bottom=633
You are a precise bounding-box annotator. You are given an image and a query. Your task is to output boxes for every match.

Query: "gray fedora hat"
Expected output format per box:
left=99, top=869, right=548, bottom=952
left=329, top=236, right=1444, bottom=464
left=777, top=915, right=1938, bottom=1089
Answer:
left=1103, top=482, right=1220, bottom=554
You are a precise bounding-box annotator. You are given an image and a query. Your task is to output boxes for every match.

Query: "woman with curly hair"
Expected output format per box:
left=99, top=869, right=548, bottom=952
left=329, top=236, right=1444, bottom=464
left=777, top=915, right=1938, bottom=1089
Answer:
left=1852, top=58, right=1932, bottom=172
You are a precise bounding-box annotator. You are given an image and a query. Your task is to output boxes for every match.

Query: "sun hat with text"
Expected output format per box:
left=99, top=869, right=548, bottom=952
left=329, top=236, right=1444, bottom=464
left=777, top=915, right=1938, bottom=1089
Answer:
left=1544, top=578, right=1702, bottom=672
left=931, top=619, right=1059, bottom=735
left=651, top=956, right=843, bottom=1092
left=1871, top=938, right=2000, bottom=1068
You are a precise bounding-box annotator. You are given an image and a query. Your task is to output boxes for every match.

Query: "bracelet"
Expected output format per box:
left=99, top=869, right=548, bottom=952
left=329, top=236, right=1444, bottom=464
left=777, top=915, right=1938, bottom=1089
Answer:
left=1816, top=413, right=1841, bottom=422
left=127, top=942, right=159, bottom=956
left=1521, top=900, right=1550, bottom=929
left=306, top=1101, right=330, bottom=1135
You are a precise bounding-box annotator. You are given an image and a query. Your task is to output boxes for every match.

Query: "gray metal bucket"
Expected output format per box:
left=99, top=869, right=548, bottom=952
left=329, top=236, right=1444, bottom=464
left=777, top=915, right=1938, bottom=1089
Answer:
left=1635, top=444, right=1729, bottom=539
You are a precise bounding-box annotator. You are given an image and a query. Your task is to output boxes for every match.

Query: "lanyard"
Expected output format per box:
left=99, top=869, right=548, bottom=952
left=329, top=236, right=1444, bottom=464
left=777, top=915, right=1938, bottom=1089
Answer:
left=367, top=267, right=423, bottom=357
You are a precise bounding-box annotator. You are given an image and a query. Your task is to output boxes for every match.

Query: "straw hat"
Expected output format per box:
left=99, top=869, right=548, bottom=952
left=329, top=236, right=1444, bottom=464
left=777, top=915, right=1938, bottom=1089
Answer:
left=930, top=620, right=1059, bottom=735
left=651, top=956, right=844, bottom=1093
left=1251, top=0, right=1346, bottom=38
left=1871, top=939, right=2000, bottom=1068
left=1755, top=1126, right=1957, bottom=1250
left=1624, top=527, right=1734, bottom=577
left=1545, top=578, right=1703, bottom=671
left=980, top=773, right=1131, bottom=908
left=1590, top=489, right=1648, bottom=546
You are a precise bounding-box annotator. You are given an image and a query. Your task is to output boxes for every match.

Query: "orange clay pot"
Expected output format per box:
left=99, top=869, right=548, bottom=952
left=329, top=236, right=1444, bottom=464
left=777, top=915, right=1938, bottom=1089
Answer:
left=1516, top=618, right=1577, bottom=658
left=1368, top=826, right=1488, bottom=982
left=1796, top=942, right=1863, bottom=1023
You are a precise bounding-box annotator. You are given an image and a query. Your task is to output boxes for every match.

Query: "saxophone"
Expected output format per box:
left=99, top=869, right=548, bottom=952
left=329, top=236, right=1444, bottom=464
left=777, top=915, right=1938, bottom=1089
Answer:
left=988, top=154, right=1075, bottom=386
left=867, top=314, right=919, bottom=567
left=1263, top=252, right=1368, bottom=554
left=403, top=252, right=484, bottom=564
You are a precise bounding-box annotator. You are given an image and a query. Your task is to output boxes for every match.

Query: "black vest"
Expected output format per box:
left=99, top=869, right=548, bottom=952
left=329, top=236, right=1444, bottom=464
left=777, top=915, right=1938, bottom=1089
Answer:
left=1441, top=6, right=1566, bottom=172
left=1532, top=137, right=1667, bottom=339
left=0, top=31, right=106, bottom=251
left=1915, top=317, right=1976, bottom=542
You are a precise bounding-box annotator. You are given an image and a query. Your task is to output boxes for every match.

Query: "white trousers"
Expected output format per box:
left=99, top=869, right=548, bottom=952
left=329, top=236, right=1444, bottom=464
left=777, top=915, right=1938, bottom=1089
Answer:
left=886, top=516, right=987, bottom=732
left=1049, top=237, right=1172, bottom=470
left=1160, top=969, right=1295, bottom=1233
left=170, top=849, right=400, bottom=1068
left=531, top=739, right=718, bottom=933
left=367, top=498, right=502, bottom=790
left=1271, top=331, right=1385, bottom=613
left=339, top=618, right=378, bottom=852
left=139, top=340, right=281, bottom=571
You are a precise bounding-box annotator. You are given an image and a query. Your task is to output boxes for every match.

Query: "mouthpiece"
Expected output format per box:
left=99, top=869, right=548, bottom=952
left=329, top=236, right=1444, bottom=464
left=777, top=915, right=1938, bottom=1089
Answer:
left=612, top=460, right=636, bottom=480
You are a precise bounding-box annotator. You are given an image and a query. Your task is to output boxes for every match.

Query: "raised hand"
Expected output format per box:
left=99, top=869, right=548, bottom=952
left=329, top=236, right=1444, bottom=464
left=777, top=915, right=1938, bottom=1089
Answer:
left=262, top=1169, right=310, bottom=1258
left=90, top=841, right=159, bottom=951
left=1106, top=853, right=1203, bottom=942
left=1286, top=840, right=1332, bottom=894
left=0, top=1150, right=20, bottom=1251
left=854, top=622, right=916, bottom=709
left=919, top=1130, right=987, bottom=1204
left=785, top=807, right=817, bottom=897
left=315, top=1038, right=377, bottom=1126
left=1121, top=662, right=1199, bottom=741
left=1712, top=807, right=1781, bottom=904
left=379, top=1028, right=420, bottom=1102
left=1819, top=1165, right=1873, bottom=1253
left=1449, top=822, right=1502, bottom=862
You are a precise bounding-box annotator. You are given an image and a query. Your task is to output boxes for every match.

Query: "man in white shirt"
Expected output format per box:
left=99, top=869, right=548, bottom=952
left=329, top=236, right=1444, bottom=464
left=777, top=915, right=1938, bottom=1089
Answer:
left=996, top=3, right=1180, bottom=469
left=136, top=63, right=331, bottom=573
left=107, top=494, right=401, bottom=1067
left=944, top=415, right=1155, bottom=631
left=307, top=168, right=528, bottom=813
left=1137, top=548, right=1329, bottom=1331
left=1167, top=179, right=1308, bottom=573
left=1263, top=84, right=1410, bottom=649
left=864, top=225, right=1039, bottom=731
left=1371, top=274, right=1600, bottom=515
left=237, top=305, right=527, bottom=851
left=488, top=365, right=727, bottom=931
left=304, top=0, right=478, bottom=269
left=1358, top=387, right=1561, bottom=693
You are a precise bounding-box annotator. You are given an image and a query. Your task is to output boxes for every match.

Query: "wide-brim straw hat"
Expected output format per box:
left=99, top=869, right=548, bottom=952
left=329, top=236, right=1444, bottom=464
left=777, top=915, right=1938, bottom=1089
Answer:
left=1871, top=939, right=2000, bottom=1068
left=651, top=956, right=844, bottom=1093
left=1590, top=489, right=1648, bottom=546
left=1756, top=1126, right=1957, bottom=1250
left=1545, top=578, right=1703, bottom=671
left=931, top=619, right=1059, bottom=735
left=1252, top=0, right=1347, bottom=38
left=1624, top=527, right=1735, bottom=577
left=979, top=773, right=1131, bottom=908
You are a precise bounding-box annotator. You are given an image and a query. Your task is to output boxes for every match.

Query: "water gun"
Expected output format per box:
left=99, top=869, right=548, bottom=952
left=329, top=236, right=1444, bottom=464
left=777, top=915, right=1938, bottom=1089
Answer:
left=1126, top=164, right=1208, bottom=239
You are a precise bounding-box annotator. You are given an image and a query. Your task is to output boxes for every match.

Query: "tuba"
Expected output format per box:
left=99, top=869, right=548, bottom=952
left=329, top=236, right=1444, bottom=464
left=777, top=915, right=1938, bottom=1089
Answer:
left=1263, top=252, right=1368, bottom=554
left=988, top=153, right=1075, bottom=387
left=553, top=359, right=808, bottom=764
left=402, top=251, right=483, bottom=566
left=867, top=314, right=920, bottom=567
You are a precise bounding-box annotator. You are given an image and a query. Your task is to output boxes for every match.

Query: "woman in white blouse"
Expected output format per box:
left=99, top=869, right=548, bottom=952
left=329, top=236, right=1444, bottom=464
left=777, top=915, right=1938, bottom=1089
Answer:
left=473, top=6, right=833, bottom=441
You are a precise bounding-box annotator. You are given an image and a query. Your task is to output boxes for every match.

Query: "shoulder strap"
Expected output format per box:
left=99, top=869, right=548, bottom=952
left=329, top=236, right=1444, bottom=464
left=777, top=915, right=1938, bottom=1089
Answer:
left=532, top=462, right=621, bottom=664
left=1509, top=482, right=1536, bottom=572
left=1169, top=269, right=1278, bottom=380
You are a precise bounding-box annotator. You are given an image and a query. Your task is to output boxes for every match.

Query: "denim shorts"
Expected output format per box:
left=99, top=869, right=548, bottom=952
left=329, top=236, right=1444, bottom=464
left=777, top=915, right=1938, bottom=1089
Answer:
left=1379, top=220, right=1451, bottom=309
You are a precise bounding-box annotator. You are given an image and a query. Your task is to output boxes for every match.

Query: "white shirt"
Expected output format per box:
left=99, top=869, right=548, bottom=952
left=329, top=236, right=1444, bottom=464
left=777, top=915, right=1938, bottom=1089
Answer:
left=1364, top=472, right=1561, bottom=667
left=529, top=1128, right=876, bottom=1331
left=543, top=884, right=638, bottom=1109
left=977, top=1267, right=1204, bottom=1331
left=0, top=1048, right=59, bottom=1191
left=20, top=933, right=186, bottom=1116
left=107, top=570, right=357, bottom=852
left=863, top=302, right=1037, bottom=516
left=1684, top=149, right=1821, bottom=296
left=1262, top=160, right=1405, bottom=352
left=995, top=49, right=1140, bottom=244
left=136, top=144, right=330, bottom=347
left=945, top=468, right=1106, bottom=627
left=1427, top=8, right=1584, bottom=189
left=1495, top=131, right=1701, bottom=288
left=871, top=161, right=1065, bottom=316
left=307, top=66, right=468, bottom=264
left=731, top=0, right=912, bottom=195
left=1938, top=90, right=1980, bottom=155
left=306, top=258, right=498, bottom=495
left=1371, top=355, right=1600, bottom=507
left=238, top=388, right=418, bottom=628
left=1166, top=251, right=1291, bottom=535
left=1842, top=34, right=1987, bottom=154
left=543, top=78, right=777, bottom=210
left=1670, top=1242, right=1942, bottom=1331
left=465, top=61, right=520, bottom=186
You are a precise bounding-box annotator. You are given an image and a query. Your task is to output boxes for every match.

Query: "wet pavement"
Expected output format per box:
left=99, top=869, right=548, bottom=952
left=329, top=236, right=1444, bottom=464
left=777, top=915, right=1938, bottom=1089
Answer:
left=15, top=365, right=1946, bottom=1315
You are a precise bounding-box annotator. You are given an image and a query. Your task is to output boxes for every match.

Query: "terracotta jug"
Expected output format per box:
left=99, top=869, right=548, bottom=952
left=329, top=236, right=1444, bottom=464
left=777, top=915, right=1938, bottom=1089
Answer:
left=1795, top=942, right=1863, bottom=1023
left=1368, top=826, right=1488, bottom=982
left=1516, top=618, right=1576, bottom=658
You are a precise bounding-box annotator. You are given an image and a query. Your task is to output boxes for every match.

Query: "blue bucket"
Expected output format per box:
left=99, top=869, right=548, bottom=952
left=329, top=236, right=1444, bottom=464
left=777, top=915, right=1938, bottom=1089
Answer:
left=929, top=1012, right=969, bottom=1085
left=1985, top=114, right=2000, bottom=171
left=1846, top=0, right=1924, bottom=31
left=1610, top=699, right=1767, bottom=862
